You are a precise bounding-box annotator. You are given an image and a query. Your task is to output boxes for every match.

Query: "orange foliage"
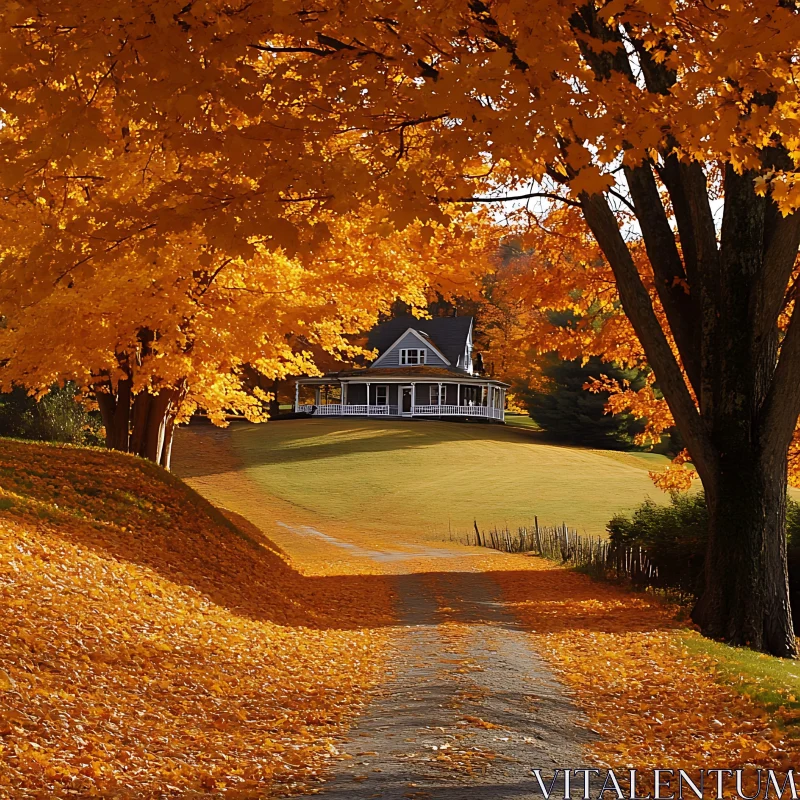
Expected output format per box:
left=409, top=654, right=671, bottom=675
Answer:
left=494, top=561, right=798, bottom=775
left=0, top=440, right=394, bottom=797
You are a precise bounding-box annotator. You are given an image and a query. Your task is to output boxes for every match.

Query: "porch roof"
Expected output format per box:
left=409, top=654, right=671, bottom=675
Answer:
left=297, top=366, right=509, bottom=387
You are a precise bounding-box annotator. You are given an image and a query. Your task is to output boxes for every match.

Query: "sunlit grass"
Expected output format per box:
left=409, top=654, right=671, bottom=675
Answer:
left=682, top=633, right=800, bottom=735
left=223, top=418, right=675, bottom=540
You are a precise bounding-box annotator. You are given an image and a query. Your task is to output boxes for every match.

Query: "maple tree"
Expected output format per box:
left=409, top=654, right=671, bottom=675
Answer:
left=3, top=0, right=800, bottom=655
left=0, top=6, right=490, bottom=466
left=223, top=0, right=799, bottom=657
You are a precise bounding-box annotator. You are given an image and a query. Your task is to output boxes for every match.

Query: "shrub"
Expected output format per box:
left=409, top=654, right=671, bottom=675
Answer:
left=607, top=493, right=708, bottom=594
left=0, top=384, right=103, bottom=446
left=608, top=492, right=800, bottom=596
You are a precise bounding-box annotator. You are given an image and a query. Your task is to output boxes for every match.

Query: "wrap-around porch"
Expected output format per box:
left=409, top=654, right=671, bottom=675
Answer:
left=295, top=377, right=506, bottom=422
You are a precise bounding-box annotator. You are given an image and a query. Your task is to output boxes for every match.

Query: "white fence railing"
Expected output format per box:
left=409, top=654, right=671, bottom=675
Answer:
left=297, top=404, right=399, bottom=416
left=297, top=403, right=503, bottom=420
left=413, top=404, right=504, bottom=420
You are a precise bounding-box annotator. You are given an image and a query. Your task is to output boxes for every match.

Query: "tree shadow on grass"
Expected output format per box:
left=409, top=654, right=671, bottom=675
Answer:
left=0, top=435, right=678, bottom=637
left=174, top=418, right=549, bottom=478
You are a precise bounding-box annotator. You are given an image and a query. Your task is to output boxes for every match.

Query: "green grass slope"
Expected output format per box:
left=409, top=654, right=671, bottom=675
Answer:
left=209, top=418, right=674, bottom=539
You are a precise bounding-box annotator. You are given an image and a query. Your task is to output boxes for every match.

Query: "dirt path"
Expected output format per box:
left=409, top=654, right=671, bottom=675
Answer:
left=320, top=571, right=593, bottom=799
left=172, top=426, right=597, bottom=797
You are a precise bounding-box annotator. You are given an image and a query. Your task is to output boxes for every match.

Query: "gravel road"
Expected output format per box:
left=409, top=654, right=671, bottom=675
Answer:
left=317, top=570, right=596, bottom=800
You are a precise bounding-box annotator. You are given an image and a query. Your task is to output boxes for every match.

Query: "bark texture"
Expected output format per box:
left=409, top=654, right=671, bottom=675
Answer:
left=94, top=336, right=185, bottom=470
left=564, top=4, right=800, bottom=656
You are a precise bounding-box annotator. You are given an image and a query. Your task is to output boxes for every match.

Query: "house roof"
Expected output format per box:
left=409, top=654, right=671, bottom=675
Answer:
left=297, top=366, right=509, bottom=385
left=340, top=366, right=478, bottom=379
left=366, top=315, right=473, bottom=367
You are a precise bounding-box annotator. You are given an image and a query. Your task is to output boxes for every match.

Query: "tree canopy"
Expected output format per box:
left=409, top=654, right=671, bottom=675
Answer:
left=3, top=0, right=800, bottom=653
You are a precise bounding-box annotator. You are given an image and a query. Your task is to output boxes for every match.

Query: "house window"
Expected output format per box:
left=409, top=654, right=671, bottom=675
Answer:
left=430, top=385, right=440, bottom=405
left=375, top=385, right=388, bottom=406
left=400, top=348, right=426, bottom=365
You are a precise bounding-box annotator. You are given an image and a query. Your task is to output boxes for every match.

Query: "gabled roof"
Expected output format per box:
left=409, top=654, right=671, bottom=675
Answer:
left=366, top=315, right=473, bottom=367
left=371, top=327, right=451, bottom=368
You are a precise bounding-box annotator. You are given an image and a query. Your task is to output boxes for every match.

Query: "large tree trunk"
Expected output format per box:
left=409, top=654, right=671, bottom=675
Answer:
left=694, top=450, right=795, bottom=656
left=93, top=358, right=184, bottom=470
left=688, top=168, right=797, bottom=656
left=578, top=167, right=800, bottom=657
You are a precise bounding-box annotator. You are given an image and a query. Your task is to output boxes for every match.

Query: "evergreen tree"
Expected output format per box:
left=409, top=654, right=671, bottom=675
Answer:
left=518, top=355, right=646, bottom=450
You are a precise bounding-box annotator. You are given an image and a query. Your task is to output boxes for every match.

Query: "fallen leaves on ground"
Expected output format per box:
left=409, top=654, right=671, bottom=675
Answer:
left=4, top=434, right=796, bottom=798
left=0, top=439, right=394, bottom=798
left=494, top=560, right=798, bottom=786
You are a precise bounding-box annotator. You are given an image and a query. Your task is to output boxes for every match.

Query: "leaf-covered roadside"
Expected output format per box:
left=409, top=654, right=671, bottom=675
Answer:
left=0, top=439, right=394, bottom=798
left=495, top=562, right=799, bottom=783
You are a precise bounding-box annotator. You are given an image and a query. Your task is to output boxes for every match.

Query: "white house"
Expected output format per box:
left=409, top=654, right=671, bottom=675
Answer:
left=294, top=315, right=508, bottom=422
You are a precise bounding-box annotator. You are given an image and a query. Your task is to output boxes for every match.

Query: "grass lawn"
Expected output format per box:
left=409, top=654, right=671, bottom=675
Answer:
left=223, top=418, right=675, bottom=540
left=503, top=412, right=541, bottom=430
left=682, top=633, right=800, bottom=736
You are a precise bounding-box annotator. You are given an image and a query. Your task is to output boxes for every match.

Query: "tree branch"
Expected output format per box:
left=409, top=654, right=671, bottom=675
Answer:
left=624, top=160, right=701, bottom=394
left=607, top=187, right=636, bottom=213
left=657, top=155, right=720, bottom=418
left=250, top=43, right=332, bottom=56
left=755, top=204, right=800, bottom=346
left=578, top=190, right=717, bottom=485
left=457, top=191, right=580, bottom=207
left=468, top=0, right=529, bottom=72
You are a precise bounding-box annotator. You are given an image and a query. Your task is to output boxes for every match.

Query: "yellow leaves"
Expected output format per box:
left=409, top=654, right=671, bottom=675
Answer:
left=460, top=714, right=502, bottom=730
left=0, top=437, right=394, bottom=797
left=569, top=166, right=615, bottom=197
left=0, top=670, right=15, bottom=691
left=1, top=193, right=490, bottom=431
left=650, top=460, right=698, bottom=492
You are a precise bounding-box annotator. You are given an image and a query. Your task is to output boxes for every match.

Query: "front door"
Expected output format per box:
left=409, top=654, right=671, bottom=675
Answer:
left=401, top=385, right=413, bottom=415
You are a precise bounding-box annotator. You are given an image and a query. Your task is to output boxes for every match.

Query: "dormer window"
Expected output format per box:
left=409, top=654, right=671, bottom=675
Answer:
left=400, top=348, right=426, bottom=365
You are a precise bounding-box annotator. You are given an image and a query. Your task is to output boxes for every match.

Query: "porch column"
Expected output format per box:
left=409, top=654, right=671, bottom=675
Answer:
left=366, top=382, right=371, bottom=415
left=314, top=386, right=321, bottom=406
left=295, top=381, right=300, bottom=412
left=438, top=382, right=443, bottom=412
left=457, top=384, right=460, bottom=407
left=341, top=382, right=346, bottom=408
left=411, top=382, right=416, bottom=413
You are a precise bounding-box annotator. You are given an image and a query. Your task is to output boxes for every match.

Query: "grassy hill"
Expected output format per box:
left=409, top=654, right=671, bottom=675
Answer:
left=178, top=418, right=676, bottom=541
left=0, top=438, right=392, bottom=798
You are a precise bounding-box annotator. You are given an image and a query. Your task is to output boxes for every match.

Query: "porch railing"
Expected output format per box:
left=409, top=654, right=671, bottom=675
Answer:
left=412, top=404, right=504, bottom=420
left=297, top=404, right=399, bottom=416
left=297, top=403, right=504, bottom=420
